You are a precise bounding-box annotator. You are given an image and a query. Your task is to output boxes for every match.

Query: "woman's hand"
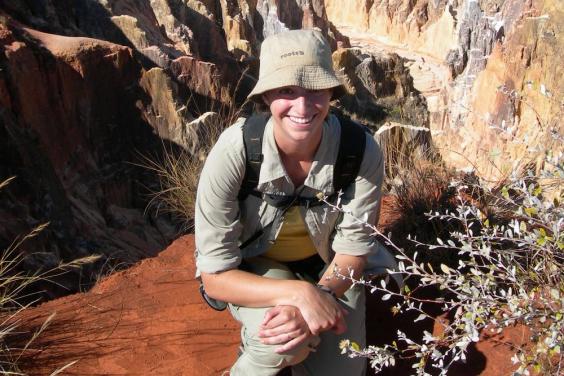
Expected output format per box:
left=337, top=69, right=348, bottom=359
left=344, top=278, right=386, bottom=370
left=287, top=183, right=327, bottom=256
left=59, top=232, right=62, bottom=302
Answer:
left=258, top=305, right=312, bottom=353
left=294, top=284, right=347, bottom=336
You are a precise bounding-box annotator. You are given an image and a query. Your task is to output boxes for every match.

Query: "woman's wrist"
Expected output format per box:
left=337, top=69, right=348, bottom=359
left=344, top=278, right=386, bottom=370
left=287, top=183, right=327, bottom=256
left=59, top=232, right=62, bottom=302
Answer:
left=316, top=284, right=338, bottom=300
left=276, top=279, right=313, bottom=307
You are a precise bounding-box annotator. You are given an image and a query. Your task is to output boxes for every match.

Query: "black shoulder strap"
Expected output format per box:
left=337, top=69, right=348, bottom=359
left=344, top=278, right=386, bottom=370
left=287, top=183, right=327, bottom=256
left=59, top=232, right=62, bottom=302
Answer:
left=333, top=116, right=367, bottom=195
left=238, top=113, right=269, bottom=201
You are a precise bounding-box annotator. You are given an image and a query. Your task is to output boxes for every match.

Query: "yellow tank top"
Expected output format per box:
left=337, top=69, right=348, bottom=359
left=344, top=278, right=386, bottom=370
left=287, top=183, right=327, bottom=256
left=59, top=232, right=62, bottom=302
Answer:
left=263, top=206, right=317, bottom=262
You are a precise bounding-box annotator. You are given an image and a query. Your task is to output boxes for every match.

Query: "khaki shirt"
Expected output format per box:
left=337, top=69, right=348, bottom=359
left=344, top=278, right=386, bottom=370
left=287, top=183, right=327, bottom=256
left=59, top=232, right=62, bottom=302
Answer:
left=195, top=114, right=397, bottom=276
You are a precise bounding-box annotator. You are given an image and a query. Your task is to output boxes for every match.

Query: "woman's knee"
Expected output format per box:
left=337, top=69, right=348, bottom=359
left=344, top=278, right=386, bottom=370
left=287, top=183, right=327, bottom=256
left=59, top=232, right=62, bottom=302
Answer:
left=243, top=334, right=318, bottom=369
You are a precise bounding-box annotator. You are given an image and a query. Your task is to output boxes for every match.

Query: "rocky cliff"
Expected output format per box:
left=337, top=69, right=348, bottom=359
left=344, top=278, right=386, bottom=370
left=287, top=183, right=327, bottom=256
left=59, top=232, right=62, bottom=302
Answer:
left=0, top=21, right=176, bottom=297
left=442, top=0, right=563, bottom=179
left=326, top=0, right=563, bottom=180
left=3, top=0, right=558, bottom=299
left=0, top=0, right=359, bottom=299
left=326, top=0, right=458, bottom=60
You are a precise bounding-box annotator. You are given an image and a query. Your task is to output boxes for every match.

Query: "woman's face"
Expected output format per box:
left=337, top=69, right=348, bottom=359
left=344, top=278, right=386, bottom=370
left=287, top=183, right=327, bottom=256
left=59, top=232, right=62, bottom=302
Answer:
left=262, top=86, right=332, bottom=149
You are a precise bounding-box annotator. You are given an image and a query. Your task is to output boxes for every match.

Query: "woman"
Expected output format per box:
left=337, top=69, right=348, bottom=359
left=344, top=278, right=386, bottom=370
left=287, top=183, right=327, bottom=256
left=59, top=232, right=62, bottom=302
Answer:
left=195, top=29, right=392, bottom=375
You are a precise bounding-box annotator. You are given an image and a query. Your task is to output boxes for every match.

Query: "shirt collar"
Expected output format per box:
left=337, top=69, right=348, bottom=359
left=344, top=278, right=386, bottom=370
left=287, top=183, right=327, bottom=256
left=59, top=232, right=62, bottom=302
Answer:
left=257, top=114, right=340, bottom=195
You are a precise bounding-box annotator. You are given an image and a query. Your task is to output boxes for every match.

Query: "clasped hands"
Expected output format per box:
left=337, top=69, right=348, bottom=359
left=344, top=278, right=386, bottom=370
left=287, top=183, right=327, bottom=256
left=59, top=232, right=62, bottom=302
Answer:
left=258, top=285, right=347, bottom=353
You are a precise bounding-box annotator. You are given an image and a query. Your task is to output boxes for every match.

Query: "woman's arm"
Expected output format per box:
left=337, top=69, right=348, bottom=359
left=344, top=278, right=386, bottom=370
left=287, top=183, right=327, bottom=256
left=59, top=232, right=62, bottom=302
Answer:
left=317, top=253, right=366, bottom=297
left=201, top=269, right=346, bottom=335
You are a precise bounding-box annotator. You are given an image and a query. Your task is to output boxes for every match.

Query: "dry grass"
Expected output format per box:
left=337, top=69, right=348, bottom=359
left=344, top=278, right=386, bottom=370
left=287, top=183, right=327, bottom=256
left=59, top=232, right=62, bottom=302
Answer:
left=0, top=177, right=99, bottom=374
left=373, top=127, right=462, bottom=267
left=143, top=94, right=252, bottom=229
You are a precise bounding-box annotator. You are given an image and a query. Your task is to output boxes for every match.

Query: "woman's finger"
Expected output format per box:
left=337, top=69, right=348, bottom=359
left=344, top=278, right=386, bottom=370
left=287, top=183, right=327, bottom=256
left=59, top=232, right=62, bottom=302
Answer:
left=260, top=328, right=304, bottom=345
left=261, top=305, right=283, bottom=326
left=275, top=332, right=310, bottom=353
left=259, top=320, right=305, bottom=339
left=261, top=305, right=300, bottom=330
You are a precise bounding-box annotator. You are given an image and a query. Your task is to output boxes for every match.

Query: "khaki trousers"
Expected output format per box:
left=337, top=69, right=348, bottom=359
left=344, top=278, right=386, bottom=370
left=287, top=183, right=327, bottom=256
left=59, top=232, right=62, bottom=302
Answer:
left=228, top=257, right=366, bottom=376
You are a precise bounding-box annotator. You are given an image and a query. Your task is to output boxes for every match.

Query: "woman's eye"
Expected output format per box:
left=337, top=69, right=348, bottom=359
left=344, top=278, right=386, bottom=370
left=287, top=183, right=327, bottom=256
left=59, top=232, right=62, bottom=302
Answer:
left=278, top=88, right=294, bottom=95
left=307, top=89, right=330, bottom=97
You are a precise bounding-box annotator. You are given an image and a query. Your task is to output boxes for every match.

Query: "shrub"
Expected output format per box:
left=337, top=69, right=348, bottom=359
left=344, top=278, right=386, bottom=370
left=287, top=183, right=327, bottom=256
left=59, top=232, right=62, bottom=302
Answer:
left=327, top=153, right=563, bottom=375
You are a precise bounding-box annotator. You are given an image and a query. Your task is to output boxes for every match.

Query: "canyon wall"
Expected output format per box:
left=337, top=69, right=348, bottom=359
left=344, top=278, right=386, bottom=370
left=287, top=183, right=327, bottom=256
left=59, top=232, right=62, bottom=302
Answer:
left=326, top=0, right=563, bottom=180
left=3, top=0, right=558, bottom=298
left=444, top=0, right=563, bottom=178
left=326, top=0, right=459, bottom=60
left=0, top=0, right=352, bottom=299
left=0, top=23, right=176, bottom=297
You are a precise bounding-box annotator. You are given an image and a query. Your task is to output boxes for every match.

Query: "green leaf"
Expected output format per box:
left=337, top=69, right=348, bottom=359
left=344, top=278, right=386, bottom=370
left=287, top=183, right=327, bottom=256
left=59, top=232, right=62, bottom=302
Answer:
left=351, top=341, right=361, bottom=352
left=524, top=207, right=538, bottom=217
left=502, top=186, right=510, bottom=199
left=537, top=236, right=547, bottom=246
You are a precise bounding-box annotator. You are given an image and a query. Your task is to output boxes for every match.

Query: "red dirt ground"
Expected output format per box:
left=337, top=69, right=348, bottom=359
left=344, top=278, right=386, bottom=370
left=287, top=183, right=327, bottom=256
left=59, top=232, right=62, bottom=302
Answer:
left=19, top=236, right=240, bottom=375
left=18, top=217, right=527, bottom=374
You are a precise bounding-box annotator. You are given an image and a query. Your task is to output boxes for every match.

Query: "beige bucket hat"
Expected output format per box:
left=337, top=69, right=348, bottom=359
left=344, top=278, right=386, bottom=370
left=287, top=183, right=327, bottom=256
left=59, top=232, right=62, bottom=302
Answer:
left=247, top=29, right=346, bottom=102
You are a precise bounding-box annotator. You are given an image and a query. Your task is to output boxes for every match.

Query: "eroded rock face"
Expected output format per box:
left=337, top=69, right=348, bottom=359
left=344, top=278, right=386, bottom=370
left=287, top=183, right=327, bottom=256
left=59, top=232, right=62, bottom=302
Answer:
left=326, top=0, right=458, bottom=60
left=219, top=0, right=350, bottom=59
left=333, top=48, right=432, bottom=165
left=0, top=0, right=236, bottom=98
left=0, top=22, right=175, bottom=298
left=326, top=0, right=563, bottom=181
left=139, top=67, right=194, bottom=147
left=436, top=0, right=563, bottom=179
left=334, top=48, right=429, bottom=129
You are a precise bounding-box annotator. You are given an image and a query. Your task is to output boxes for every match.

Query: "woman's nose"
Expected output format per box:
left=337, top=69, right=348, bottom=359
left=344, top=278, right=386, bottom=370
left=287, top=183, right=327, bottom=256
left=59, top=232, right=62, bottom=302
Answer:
left=293, top=94, right=312, bottom=112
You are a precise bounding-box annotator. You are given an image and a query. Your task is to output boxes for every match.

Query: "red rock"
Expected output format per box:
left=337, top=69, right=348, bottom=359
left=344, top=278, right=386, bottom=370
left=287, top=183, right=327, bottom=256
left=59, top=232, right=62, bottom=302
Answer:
left=0, top=19, right=171, bottom=293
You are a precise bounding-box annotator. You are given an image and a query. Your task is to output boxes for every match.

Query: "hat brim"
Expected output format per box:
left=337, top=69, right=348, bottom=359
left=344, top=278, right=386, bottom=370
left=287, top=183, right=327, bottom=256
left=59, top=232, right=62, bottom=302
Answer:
left=247, top=65, right=347, bottom=103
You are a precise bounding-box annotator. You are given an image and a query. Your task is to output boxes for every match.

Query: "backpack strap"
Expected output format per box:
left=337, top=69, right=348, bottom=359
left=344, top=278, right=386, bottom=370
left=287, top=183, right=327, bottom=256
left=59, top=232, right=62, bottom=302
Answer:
left=238, top=113, right=270, bottom=201
left=238, top=113, right=367, bottom=203
left=332, top=116, right=367, bottom=195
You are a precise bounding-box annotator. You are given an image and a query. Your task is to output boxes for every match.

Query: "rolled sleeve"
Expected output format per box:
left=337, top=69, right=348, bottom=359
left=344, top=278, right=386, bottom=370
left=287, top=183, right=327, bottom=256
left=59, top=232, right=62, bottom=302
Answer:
left=195, top=120, right=246, bottom=274
left=331, top=134, right=384, bottom=257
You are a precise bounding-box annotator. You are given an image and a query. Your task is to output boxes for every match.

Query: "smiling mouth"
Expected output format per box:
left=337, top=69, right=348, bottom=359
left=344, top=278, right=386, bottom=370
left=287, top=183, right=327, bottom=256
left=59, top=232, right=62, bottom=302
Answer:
left=288, top=115, right=315, bottom=124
